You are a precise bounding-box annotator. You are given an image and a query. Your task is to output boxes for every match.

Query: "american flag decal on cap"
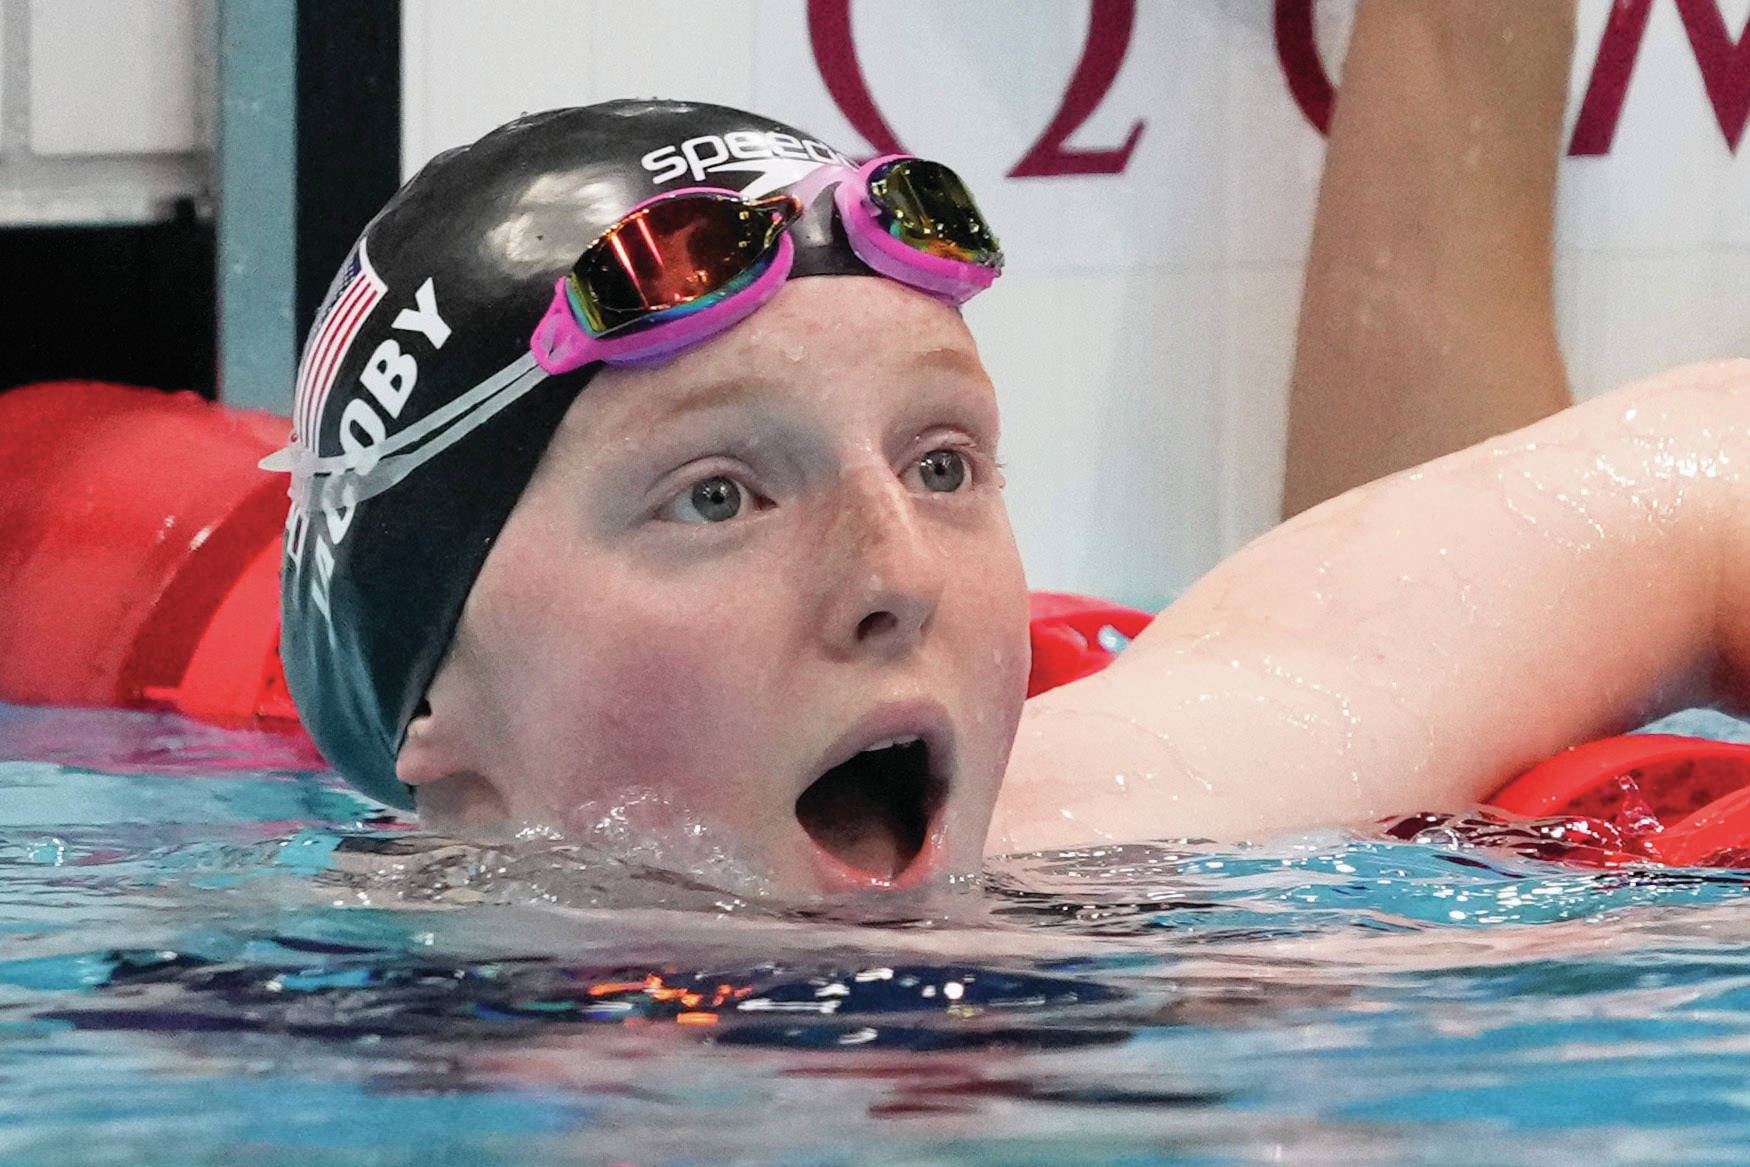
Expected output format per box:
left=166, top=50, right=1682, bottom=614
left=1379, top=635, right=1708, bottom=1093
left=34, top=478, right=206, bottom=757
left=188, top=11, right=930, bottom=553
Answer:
left=293, top=240, right=386, bottom=448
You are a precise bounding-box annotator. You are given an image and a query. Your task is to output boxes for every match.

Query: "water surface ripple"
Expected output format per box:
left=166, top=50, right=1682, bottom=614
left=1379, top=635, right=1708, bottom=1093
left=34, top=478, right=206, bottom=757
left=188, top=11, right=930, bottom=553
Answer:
left=5, top=703, right=1750, bottom=1166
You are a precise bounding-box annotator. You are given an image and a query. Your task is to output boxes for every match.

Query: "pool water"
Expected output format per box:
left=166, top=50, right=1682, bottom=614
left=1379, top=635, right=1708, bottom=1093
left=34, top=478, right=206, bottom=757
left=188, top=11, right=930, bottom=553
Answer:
left=7, top=703, right=1750, bottom=1165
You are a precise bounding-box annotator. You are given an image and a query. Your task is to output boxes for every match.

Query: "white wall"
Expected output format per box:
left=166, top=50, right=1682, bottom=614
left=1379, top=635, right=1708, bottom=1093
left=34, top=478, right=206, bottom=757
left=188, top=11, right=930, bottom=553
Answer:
left=14, top=1, right=1750, bottom=606
left=0, top=0, right=211, bottom=224
left=412, top=0, right=1750, bottom=607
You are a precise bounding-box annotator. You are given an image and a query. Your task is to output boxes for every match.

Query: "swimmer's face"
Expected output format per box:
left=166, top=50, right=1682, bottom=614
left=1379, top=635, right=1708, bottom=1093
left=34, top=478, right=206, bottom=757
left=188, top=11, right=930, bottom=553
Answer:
left=396, top=277, right=1031, bottom=899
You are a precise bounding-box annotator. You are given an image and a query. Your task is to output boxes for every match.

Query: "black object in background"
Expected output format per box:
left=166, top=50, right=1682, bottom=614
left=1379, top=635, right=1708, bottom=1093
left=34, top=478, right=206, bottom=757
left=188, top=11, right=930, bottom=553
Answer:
left=0, top=202, right=216, bottom=397
left=295, top=0, right=401, bottom=340
left=0, top=0, right=400, bottom=402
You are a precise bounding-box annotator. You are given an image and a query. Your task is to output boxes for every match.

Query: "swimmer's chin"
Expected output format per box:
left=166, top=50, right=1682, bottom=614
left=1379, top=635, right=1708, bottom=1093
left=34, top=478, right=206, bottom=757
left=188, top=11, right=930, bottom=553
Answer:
left=411, top=770, right=516, bottom=835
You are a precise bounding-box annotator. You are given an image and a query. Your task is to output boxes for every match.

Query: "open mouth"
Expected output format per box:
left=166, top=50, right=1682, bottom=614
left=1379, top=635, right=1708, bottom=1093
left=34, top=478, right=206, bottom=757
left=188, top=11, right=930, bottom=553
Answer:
left=795, top=737, right=946, bottom=881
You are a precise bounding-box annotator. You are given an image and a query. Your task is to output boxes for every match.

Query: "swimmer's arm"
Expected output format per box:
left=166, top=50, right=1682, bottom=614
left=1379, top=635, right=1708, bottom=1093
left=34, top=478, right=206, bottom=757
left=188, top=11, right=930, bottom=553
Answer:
left=993, top=360, right=1750, bottom=852
left=1282, top=0, right=1574, bottom=518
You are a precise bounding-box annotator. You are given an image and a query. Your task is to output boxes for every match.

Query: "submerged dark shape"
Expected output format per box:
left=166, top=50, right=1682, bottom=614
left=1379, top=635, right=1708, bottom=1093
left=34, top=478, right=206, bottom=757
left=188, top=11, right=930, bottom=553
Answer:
left=41, top=946, right=1131, bottom=1054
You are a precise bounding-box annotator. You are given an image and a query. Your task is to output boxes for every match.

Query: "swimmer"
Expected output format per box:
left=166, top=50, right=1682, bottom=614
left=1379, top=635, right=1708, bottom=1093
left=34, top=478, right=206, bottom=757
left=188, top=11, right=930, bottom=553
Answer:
left=272, top=103, right=1026, bottom=897
left=236, top=98, right=1750, bottom=899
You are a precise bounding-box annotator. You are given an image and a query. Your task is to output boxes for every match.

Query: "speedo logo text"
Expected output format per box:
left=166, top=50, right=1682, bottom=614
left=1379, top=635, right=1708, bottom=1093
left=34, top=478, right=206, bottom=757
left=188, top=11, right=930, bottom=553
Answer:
left=641, top=129, right=850, bottom=196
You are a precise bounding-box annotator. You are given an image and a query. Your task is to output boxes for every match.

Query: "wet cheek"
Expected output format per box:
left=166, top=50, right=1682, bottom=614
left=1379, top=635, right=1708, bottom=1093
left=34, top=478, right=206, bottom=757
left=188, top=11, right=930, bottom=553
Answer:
left=604, top=641, right=739, bottom=751
left=963, top=535, right=1029, bottom=670
left=938, top=528, right=1030, bottom=760
left=981, top=544, right=1033, bottom=732
left=535, top=621, right=775, bottom=805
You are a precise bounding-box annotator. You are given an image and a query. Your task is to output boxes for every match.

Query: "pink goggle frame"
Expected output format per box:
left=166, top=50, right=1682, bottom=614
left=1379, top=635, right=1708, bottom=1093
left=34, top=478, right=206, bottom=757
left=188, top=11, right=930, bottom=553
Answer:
left=530, top=155, right=1003, bottom=377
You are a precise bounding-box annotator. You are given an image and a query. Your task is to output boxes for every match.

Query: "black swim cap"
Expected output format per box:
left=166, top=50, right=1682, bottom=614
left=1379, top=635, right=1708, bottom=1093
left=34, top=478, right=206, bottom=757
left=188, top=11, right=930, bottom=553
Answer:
left=278, top=100, right=870, bottom=808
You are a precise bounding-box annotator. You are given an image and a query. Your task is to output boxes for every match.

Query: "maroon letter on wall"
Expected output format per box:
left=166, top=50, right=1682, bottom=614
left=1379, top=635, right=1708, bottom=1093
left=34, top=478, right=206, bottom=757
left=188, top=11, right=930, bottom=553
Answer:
left=1281, top=0, right=1750, bottom=156
left=807, top=0, right=908, bottom=156
left=1007, top=0, right=1145, bottom=178
left=808, top=0, right=1144, bottom=177
left=1274, top=0, right=1333, bottom=136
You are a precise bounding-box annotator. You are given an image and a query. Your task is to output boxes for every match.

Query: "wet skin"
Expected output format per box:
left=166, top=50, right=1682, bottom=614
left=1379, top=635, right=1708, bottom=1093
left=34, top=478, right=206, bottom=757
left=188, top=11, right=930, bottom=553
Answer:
left=396, top=277, right=1031, bottom=898
left=994, top=358, right=1750, bottom=852
left=397, top=266, right=1750, bottom=890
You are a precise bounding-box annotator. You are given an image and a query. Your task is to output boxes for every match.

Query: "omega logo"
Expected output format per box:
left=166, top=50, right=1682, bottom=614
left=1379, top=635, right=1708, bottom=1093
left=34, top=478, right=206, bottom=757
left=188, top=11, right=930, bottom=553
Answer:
left=805, top=0, right=1145, bottom=177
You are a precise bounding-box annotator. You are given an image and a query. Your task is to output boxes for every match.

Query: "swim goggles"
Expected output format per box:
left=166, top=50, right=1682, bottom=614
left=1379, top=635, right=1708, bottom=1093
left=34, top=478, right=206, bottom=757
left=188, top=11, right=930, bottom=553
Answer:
left=269, top=155, right=1000, bottom=511
left=529, top=154, right=1003, bottom=375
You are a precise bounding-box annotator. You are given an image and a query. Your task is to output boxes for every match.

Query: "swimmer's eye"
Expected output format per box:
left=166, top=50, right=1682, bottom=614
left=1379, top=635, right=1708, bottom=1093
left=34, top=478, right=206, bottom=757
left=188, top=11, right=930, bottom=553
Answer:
left=912, top=448, right=968, bottom=493
left=661, top=475, right=746, bottom=523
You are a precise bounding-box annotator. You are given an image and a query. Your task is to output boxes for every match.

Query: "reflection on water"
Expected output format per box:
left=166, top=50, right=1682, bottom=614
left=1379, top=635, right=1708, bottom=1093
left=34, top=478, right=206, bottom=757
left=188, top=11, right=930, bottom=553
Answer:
left=6, top=703, right=1750, bottom=1165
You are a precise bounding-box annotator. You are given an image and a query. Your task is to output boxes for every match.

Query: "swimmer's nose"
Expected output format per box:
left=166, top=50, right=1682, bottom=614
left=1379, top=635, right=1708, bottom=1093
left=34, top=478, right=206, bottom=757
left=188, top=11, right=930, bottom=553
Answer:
left=822, top=471, right=944, bottom=661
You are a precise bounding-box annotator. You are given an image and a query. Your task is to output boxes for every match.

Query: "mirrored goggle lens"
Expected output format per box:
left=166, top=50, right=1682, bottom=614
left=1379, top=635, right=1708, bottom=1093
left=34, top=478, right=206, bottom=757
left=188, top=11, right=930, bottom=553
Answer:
left=866, top=159, right=1002, bottom=268
left=570, top=194, right=801, bottom=337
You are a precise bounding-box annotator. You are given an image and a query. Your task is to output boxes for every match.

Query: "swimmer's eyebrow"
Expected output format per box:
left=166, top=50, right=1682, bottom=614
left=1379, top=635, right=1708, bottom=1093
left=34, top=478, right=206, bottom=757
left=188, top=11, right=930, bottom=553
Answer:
left=646, top=372, right=790, bottom=422
left=650, top=343, right=990, bottom=420
left=906, top=344, right=1001, bottom=409
left=907, top=343, right=987, bottom=381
